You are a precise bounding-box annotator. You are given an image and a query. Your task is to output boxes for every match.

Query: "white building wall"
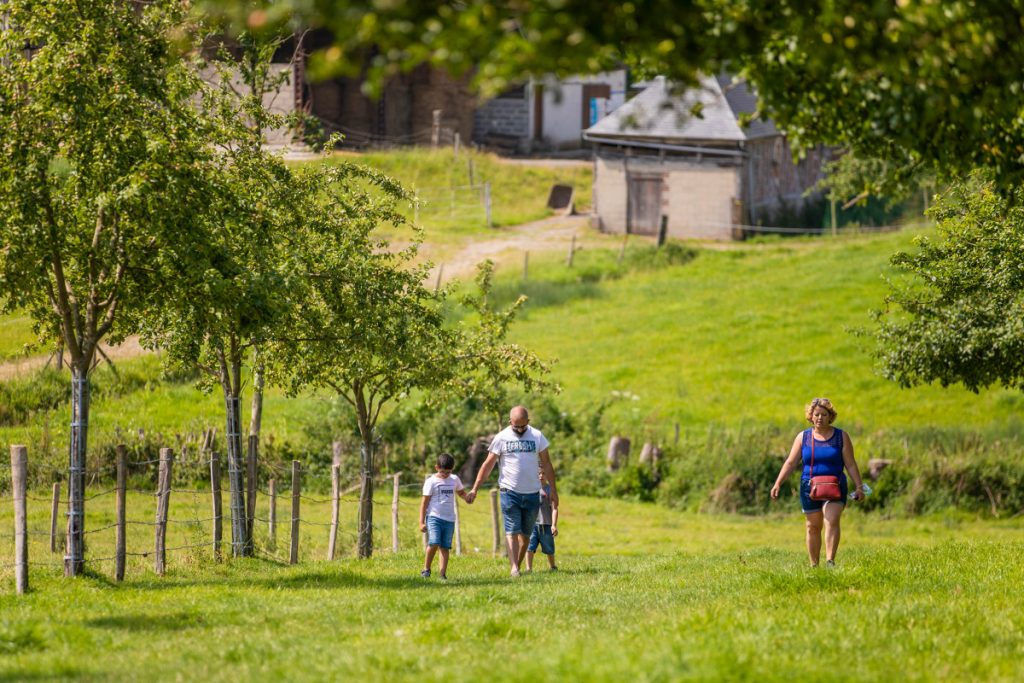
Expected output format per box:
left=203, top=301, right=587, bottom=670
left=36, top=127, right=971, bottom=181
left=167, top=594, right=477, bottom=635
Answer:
left=536, top=71, right=628, bottom=146
left=593, top=153, right=741, bottom=239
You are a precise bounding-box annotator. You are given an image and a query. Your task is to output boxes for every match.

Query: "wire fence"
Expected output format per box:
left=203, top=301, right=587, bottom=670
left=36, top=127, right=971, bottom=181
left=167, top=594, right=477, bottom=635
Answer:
left=0, top=444, right=507, bottom=593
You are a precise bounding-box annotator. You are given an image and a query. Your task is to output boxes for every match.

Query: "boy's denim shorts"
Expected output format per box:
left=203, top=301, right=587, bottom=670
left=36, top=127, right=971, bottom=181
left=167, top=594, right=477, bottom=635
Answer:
left=800, top=477, right=848, bottom=513
left=528, top=524, right=556, bottom=555
left=427, top=515, right=455, bottom=549
left=500, top=489, right=541, bottom=536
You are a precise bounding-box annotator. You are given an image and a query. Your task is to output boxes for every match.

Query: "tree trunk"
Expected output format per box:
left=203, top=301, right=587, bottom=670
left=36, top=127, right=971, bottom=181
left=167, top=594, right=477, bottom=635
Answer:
left=65, top=363, right=90, bottom=576
left=249, top=350, right=264, bottom=439
left=224, top=392, right=249, bottom=557
left=357, top=437, right=374, bottom=558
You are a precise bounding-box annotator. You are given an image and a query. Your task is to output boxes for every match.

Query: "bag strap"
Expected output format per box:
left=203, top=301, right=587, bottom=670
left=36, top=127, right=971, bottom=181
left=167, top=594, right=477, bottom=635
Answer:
left=809, top=432, right=815, bottom=479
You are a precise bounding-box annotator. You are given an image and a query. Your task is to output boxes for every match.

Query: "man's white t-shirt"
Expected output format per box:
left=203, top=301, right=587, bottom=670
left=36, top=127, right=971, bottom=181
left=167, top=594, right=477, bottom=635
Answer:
left=488, top=425, right=550, bottom=494
left=422, top=473, right=464, bottom=522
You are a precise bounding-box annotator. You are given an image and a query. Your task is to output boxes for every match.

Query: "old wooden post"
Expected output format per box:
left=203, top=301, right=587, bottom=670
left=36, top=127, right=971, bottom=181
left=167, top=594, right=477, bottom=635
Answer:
left=830, top=197, right=838, bottom=237
left=49, top=482, right=60, bottom=554
left=246, top=435, right=258, bottom=554
left=268, top=478, right=277, bottom=551
left=454, top=131, right=460, bottom=158
left=434, top=264, right=444, bottom=293
left=431, top=109, right=441, bottom=148
left=327, top=464, right=340, bottom=561
left=657, top=215, right=668, bottom=247
left=10, top=445, right=27, bottom=594
left=567, top=234, right=576, bottom=267
left=290, top=460, right=300, bottom=565
left=115, top=445, right=127, bottom=581
left=618, top=233, right=629, bottom=265
left=467, top=157, right=475, bottom=186
left=154, top=448, right=173, bottom=576
left=523, top=251, right=529, bottom=282
left=210, top=453, right=223, bottom=561
left=391, top=473, right=400, bottom=553
left=454, top=497, right=463, bottom=556
left=490, top=488, right=501, bottom=557
left=484, top=181, right=492, bottom=227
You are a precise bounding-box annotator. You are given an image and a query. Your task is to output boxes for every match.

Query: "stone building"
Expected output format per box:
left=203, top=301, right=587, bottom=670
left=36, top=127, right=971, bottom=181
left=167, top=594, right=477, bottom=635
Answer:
left=584, top=75, right=831, bottom=240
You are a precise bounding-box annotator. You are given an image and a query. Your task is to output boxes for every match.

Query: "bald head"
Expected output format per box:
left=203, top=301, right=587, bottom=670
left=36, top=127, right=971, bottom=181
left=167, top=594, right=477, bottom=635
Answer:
left=510, top=406, right=529, bottom=422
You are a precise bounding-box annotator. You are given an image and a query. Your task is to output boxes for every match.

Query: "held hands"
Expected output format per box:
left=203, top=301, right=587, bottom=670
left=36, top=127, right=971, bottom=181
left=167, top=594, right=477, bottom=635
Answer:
left=465, top=489, right=477, bottom=504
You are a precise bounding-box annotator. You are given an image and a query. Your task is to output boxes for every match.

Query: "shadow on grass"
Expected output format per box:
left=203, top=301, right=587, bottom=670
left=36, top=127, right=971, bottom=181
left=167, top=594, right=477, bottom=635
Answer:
left=85, top=611, right=204, bottom=632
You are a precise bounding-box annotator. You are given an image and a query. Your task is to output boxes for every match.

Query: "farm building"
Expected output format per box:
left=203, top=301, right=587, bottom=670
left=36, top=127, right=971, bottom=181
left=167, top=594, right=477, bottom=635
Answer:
left=472, top=70, right=628, bottom=152
left=583, top=75, right=831, bottom=240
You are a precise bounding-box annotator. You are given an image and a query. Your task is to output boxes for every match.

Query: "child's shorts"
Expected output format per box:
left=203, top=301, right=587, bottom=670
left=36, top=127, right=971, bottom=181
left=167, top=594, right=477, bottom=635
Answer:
left=427, top=515, right=455, bottom=549
left=527, top=524, right=555, bottom=555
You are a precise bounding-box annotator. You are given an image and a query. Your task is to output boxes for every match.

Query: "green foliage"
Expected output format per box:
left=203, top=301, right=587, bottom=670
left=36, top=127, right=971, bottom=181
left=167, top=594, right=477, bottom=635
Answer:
left=872, top=174, right=1024, bottom=393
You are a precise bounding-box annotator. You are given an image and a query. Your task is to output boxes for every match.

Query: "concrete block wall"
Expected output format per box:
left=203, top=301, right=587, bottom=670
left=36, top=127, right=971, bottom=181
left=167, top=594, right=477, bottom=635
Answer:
left=473, top=97, right=529, bottom=141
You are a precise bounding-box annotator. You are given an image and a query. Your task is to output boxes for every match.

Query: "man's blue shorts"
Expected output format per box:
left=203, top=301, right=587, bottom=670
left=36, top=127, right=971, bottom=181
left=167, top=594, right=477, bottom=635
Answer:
left=800, top=477, right=848, bottom=513
left=427, top=515, right=455, bottom=549
left=500, top=489, right=541, bottom=536
left=528, top=524, right=556, bottom=555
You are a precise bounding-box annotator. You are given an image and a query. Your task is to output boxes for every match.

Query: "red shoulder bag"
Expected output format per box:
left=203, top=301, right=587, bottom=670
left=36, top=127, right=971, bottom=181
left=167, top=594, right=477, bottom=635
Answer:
left=808, top=433, right=842, bottom=501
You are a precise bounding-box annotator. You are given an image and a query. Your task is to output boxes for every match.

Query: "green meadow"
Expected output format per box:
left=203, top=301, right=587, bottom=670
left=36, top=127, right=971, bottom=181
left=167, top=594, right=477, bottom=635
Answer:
left=2, top=491, right=1024, bottom=681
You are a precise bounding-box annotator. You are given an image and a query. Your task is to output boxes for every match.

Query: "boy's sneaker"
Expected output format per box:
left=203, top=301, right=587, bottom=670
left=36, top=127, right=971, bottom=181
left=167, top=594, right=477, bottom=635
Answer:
left=420, top=569, right=431, bottom=579
left=510, top=568, right=521, bottom=578
left=439, top=573, right=448, bottom=581
left=825, top=560, right=836, bottom=569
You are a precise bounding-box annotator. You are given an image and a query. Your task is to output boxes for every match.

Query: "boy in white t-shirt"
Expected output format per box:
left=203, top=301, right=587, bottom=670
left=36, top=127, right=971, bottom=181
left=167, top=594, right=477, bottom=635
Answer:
left=419, top=453, right=470, bottom=580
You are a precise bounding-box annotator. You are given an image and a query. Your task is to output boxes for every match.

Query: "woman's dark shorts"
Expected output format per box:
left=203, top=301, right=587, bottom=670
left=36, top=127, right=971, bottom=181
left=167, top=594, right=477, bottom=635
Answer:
left=800, top=477, right=847, bottom=513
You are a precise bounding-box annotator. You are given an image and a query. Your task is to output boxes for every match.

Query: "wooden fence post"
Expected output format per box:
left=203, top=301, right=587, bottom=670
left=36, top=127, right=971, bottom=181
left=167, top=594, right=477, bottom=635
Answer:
left=327, top=464, right=340, bottom=560
left=10, top=445, right=27, bottom=594
left=490, top=488, right=501, bottom=557
left=49, top=482, right=60, bottom=554
left=431, top=109, right=441, bottom=148
left=154, top=448, right=173, bottom=576
left=115, top=445, right=127, bottom=582
left=290, top=461, right=300, bottom=565
left=391, top=473, right=400, bottom=553
left=567, top=233, right=576, bottom=267
left=268, top=478, right=277, bottom=552
left=246, top=435, right=258, bottom=555
left=523, top=251, right=529, bottom=282
left=210, top=453, right=222, bottom=561
left=484, top=181, right=492, bottom=227
left=454, top=497, right=463, bottom=556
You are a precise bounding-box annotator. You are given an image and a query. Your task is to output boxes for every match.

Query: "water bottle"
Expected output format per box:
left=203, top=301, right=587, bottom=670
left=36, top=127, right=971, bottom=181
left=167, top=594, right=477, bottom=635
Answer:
left=850, top=482, right=872, bottom=500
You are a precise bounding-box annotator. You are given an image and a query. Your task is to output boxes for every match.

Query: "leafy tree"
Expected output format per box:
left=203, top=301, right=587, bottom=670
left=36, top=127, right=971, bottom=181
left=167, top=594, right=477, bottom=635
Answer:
left=206, top=0, right=1024, bottom=186
left=274, top=170, right=550, bottom=557
left=873, top=174, right=1024, bottom=392
left=0, top=0, right=231, bottom=575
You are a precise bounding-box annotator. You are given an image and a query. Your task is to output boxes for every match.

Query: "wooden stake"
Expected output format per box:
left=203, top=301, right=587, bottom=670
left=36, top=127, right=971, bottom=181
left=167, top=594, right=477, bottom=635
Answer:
left=523, top=251, right=529, bottom=282
left=484, top=181, right=492, bottom=227
left=618, top=233, right=628, bottom=265
left=290, top=460, right=300, bottom=565
left=431, top=109, right=441, bottom=148
left=154, top=448, right=173, bottom=576
left=391, top=473, right=400, bottom=553
left=454, top=131, right=460, bottom=158
left=567, top=234, right=576, bottom=267
left=454, top=497, right=463, bottom=556
left=246, top=435, right=257, bottom=555
left=10, top=445, right=27, bottom=594
left=210, top=453, right=223, bottom=561
left=49, top=482, right=61, bottom=554
left=328, top=464, right=340, bottom=560
left=268, top=478, right=277, bottom=552
left=434, top=265, right=444, bottom=293
left=115, top=445, right=126, bottom=581
left=490, top=488, right=501, bottom=557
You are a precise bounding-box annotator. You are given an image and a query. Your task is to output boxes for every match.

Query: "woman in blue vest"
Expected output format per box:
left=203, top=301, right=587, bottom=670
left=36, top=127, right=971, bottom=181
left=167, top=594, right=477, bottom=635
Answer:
left=770, top=398, right=867, bottom=567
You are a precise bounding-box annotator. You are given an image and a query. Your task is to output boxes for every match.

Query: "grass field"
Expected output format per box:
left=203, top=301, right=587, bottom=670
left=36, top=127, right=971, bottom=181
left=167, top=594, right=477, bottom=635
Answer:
left=0, top=310, right=39, bottom=362
left=2, top=490, right=1024, bottom=681
left=315, top=149, right=592, bottom=248
left=491, top=227, right=1022, bottom=438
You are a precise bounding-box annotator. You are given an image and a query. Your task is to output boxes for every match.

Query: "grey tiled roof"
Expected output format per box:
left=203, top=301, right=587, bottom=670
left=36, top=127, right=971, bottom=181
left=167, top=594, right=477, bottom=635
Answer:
left=585, top=73, right=781, bottom=143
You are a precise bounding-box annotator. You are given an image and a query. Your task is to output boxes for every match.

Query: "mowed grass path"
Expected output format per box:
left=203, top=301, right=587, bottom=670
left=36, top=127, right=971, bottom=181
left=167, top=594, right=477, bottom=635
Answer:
left=2, top=492, right=1024, bottom=681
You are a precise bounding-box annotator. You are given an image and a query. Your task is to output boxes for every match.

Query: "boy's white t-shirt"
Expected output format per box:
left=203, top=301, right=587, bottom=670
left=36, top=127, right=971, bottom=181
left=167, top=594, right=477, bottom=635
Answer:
left=488, top=425, right=550, bottom=494
left=422, top=473, right=464, bottom=522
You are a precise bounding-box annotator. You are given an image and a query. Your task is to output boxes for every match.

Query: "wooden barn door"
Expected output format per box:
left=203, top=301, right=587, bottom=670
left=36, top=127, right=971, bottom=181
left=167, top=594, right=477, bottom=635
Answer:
left=627, top=175, right=662, bottom=235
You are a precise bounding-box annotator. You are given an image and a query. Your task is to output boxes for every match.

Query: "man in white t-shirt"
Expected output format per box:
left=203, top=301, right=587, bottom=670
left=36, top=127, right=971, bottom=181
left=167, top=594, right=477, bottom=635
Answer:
left=467, top=405, right=559, bottom=577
